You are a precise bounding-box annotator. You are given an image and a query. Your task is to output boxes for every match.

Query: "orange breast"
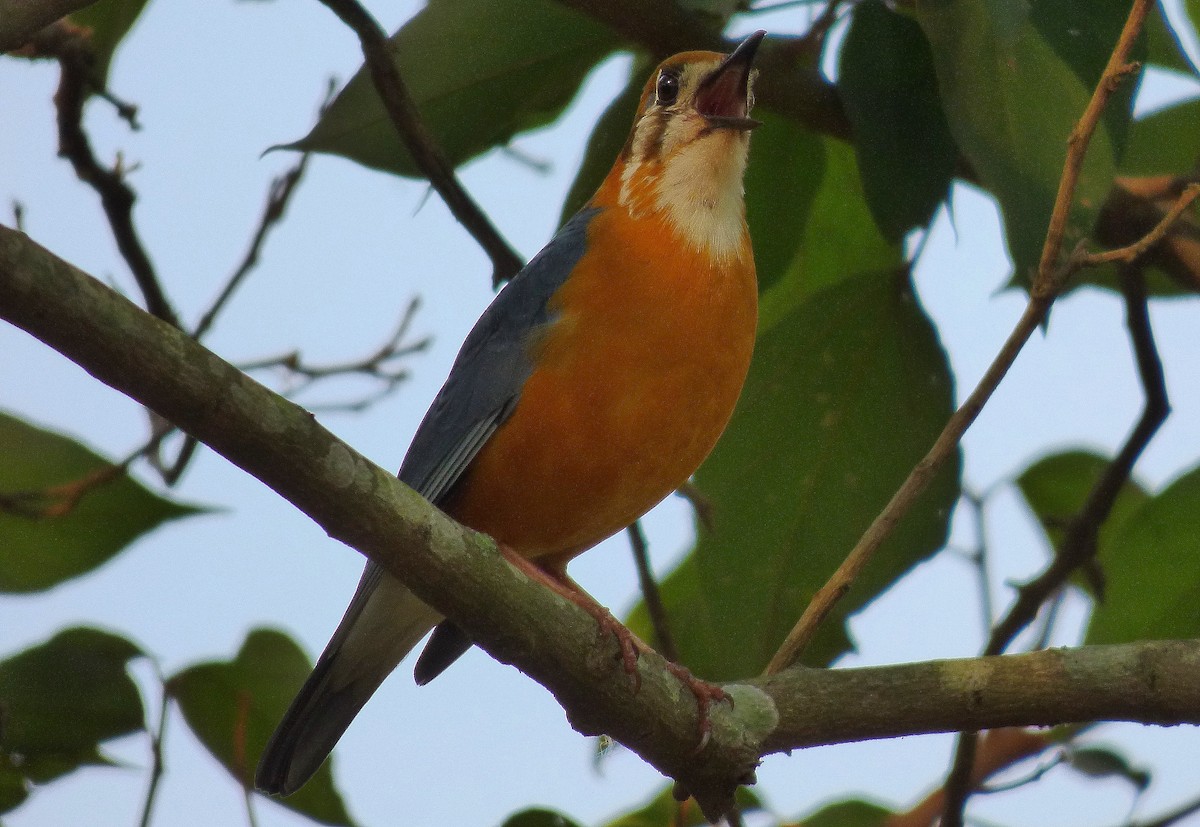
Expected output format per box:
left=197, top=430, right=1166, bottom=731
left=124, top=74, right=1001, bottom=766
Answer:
left=444, top=205, right=757, bottom=562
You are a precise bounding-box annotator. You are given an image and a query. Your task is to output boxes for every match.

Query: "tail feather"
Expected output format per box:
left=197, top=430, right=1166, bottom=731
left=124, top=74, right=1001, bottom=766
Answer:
left=256, top=566, right=441, bottom=795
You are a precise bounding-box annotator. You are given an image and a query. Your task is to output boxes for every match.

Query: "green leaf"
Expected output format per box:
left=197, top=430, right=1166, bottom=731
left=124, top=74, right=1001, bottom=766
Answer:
left=915, top=0, right=1124, bottom=284
left=1015, top=449, right=1149, bottom=578
left=500, top=808, right=584, bottom=827
left=839, top=0, right=957, bottom=241
left=289, top=0, right=618, bottom=176
left=559, top=56, right=648, bottom=226
left=757, top=135, right=899, bottom=332
left=798, top=799, right=893, bottom=827
left=744, top=112, right=827, bottom=297
left=167, top=629, right=358, bottom=827
left=1086, top=464, right=1200, bottom=644
left=0, top=412, right=204, bottom=593
left=602, top=783, right=762, bottom=827
left=69, top=0, right=151, bottom=87
left=628, top=268, right=960, bottom=679
left=1120, top=98, right=1200, bottom=177
left=1064, top=745, right=1151, bottom=791
left=0, top=628, right=144, bottom=814
left=1144, top=0, right=1200, bottom=76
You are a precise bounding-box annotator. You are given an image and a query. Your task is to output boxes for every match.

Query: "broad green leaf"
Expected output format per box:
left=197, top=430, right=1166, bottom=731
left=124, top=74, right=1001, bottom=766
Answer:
left=69, top=0, right=151, bottom=87
left=758, top=135, right=899, bottom=332
left=916, top=0, right=1123, bottom=284
left=0, top=412, right=203, bottom=593
left=1145, top=0, right=1200, bottom=76
left=1086, top=464, right=1200, bottom=644
left=1120, top=98, right=1200, bottom=176
left=0, top=628, right=144, bottom=814
left=603, top=783, right=762, bottom=827
left=839, top=0, right=957, bottom=241
left=289, top=0, right=618, bottom=176
left=1030, top=0, right=1143, bottom=160
left=628, top=268, right=959, bottom=679
left=1064, top=745, right=1150, bottom=791
left=744, top=112, right=827, bottom=297
left=798, top=799, right=892, bottom=827
left=559, top=56, right=647, bottom=226
left=1015, top=449, right=1149, bottom=587
left=169, top=628, right=357, bottom=820
left=500, top=808, right=584, bottom=827
left=167, top=629, right=358, bottom=827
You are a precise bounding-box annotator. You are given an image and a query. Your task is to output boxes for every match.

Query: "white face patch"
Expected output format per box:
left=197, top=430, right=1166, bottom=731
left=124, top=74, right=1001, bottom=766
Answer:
left=616, top=60, right=753, bottom=266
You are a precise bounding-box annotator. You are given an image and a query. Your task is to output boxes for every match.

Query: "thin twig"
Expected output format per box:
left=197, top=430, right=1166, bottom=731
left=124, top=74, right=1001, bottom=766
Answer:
left=52, top=28, right=179, bottom=328
left=137, top=681, right=170, bottom=827
left=314, top=0, right=524, bottom=286
left=676, top=481, right=716, bottom=532
left=885, top=729, right=1058, bottom=827
left=238, top=297, right=430, bottom=411
left=193, top=79, right=337, bottom=340
left=626, top=521, right=681, bottom=662
left=1081, top=183, right=1200, bottom=267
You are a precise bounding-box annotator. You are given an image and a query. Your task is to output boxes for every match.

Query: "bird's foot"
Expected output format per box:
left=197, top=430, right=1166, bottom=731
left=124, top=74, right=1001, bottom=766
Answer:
left=497, top=544, right=645, bottom=690
left=664, top=661, right=731, bottom=753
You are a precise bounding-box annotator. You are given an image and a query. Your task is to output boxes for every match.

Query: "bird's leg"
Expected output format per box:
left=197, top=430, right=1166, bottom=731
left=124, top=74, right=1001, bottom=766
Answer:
left=663, top=661, right=731, bottom=752
left=497, top=544, right=644, bottom=687
left=497, top=544, right=731, bottom=746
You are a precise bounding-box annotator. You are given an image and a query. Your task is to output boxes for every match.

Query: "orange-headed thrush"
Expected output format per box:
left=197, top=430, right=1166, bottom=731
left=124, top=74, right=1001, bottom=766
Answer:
left=258, top=30, right=765, bottom=795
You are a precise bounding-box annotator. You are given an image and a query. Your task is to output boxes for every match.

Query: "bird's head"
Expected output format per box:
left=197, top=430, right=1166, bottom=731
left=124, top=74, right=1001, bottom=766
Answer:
left=614, top=31, right=765, bottom=264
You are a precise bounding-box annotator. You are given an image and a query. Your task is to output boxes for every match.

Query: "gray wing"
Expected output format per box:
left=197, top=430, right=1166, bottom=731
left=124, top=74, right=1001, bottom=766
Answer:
left=399, top=206, right=599, bottom=502
left=255, top=207, right=601, bottom=796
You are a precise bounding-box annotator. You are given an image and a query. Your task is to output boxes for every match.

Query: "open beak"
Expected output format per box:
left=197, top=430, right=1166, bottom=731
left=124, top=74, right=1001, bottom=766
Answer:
left=695, top=30, right=765, bottom=132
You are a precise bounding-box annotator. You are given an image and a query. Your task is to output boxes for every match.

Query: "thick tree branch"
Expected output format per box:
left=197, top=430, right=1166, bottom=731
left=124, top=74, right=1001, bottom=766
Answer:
left=5, top=225, right=1200, bottom=821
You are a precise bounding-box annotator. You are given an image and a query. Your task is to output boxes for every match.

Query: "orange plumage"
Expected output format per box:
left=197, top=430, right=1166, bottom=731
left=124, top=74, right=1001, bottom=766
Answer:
left=258, top=31, right=765, bottom=797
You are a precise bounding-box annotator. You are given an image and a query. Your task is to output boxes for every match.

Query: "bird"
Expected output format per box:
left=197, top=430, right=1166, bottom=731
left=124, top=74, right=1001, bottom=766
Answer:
left=257, top=29, right=765, bottom=796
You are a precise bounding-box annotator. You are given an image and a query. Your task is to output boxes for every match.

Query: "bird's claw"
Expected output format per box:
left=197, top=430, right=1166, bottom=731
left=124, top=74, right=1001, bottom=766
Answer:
left=665, top=661, right=731, bottom=754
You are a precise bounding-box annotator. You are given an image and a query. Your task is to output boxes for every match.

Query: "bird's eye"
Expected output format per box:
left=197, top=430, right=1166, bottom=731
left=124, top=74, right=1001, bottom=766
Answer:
left=655, top=70, right=680, bottom=106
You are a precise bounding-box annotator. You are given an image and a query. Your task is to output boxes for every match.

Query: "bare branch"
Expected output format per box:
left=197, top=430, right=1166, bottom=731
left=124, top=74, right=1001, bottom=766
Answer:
left=627, top=521, right=681, bottom=663
left=193, top=79, right=338, bottom=340
left=314, top=0, right=524, bottom=286
left=237, top=297, right=430, bottom=412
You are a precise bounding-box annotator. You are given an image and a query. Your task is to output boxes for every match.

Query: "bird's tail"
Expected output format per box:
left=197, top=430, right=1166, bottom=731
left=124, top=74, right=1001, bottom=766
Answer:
left=256, top=564, right=441, bottom=795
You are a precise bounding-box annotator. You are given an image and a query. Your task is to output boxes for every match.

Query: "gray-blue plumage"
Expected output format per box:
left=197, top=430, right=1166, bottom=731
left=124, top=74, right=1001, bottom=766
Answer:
left=256, top=207, right=599, bottom=796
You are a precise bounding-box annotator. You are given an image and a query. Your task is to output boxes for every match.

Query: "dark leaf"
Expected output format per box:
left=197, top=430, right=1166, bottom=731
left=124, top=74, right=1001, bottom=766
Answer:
left=500, top=807, right=585, bottom=827
left=0, top=627, right=144, bottom=814
left=69, top=0, right=151, bottom=87
left=602, top=783, right=762, bottom=827
left=628, top=268, right=959, bottom=679
left=916, top=1, right=1125, bottom=284
left=1064, top=745, right=1151, bottom=791
left=1014, top=449, right=1149, bottom=586
left=1086, top=464, right=1200, bottom=644
left=839, top=0, right=957, bottom=241
left=167, top=629, right=358, bottom=827
left=288, top=0, right=618, bottom=177
left=0, top=412, right=204, bottom=593
left=798, top=798, right=892, bottom=827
